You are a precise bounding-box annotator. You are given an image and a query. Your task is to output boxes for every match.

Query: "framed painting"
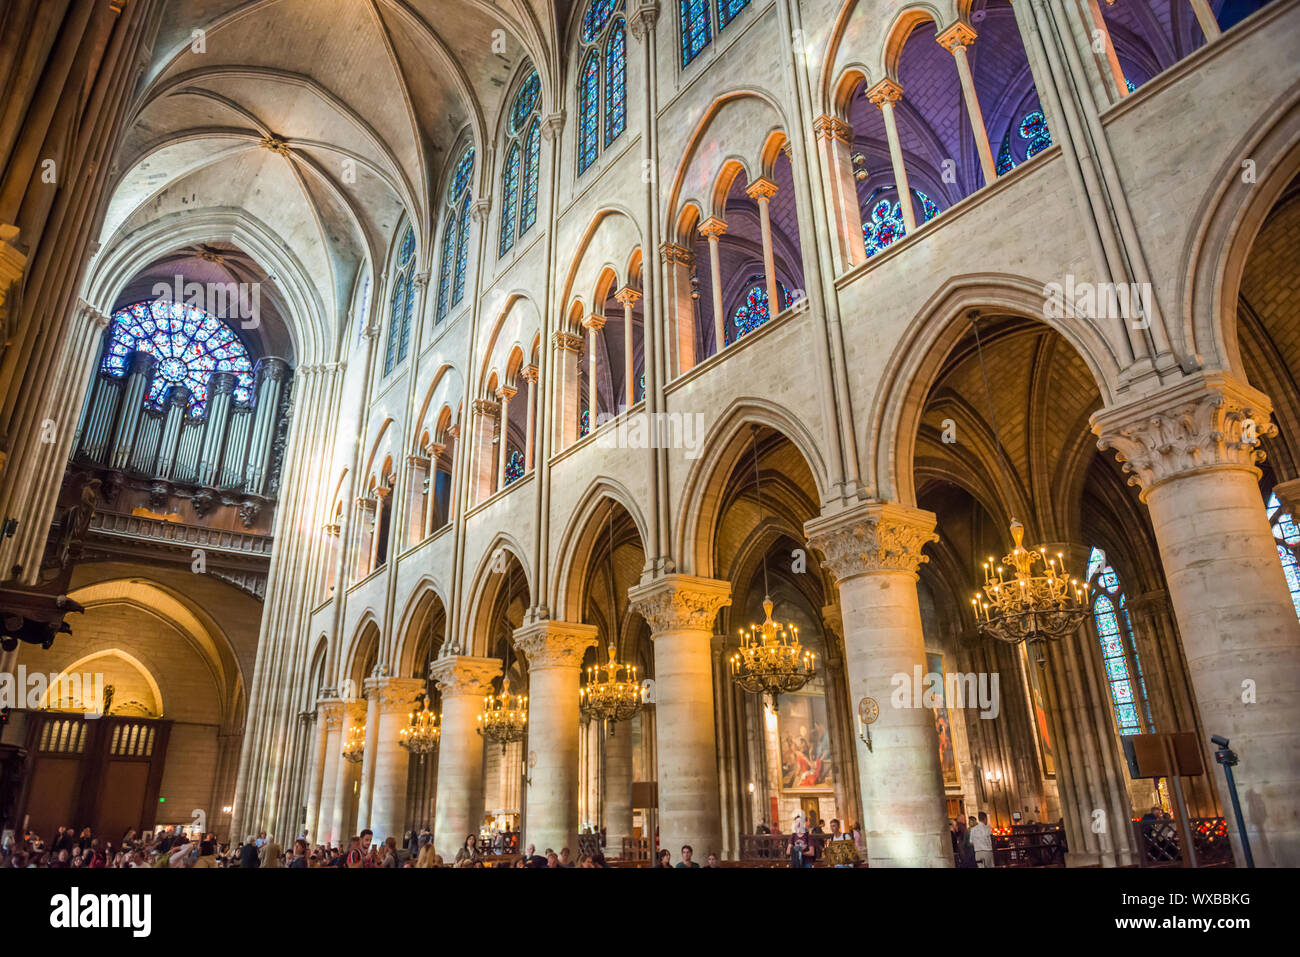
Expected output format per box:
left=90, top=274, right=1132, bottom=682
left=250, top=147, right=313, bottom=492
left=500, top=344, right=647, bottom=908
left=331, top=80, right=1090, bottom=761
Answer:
left=777, top=692, right=834, bottom=793
left=926, top=652, right=960, bottom=788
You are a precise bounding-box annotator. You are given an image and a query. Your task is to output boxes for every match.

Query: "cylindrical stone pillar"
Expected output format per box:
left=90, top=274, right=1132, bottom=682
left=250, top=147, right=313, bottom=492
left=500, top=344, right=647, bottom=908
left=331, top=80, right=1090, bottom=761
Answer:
left=368, top=677, right=426, bottom=843
left=429, top=656, right=500, bottom=861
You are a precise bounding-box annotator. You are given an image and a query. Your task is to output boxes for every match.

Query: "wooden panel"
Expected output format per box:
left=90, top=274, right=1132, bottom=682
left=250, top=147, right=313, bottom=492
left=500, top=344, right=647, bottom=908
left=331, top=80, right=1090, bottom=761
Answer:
left=25, top=758, right=80, bottom=839
left=97, top=761, right=151, bottom=843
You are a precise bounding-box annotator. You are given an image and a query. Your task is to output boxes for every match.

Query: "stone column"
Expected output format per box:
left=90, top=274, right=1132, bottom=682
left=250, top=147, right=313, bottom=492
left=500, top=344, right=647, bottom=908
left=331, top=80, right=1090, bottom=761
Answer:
left=429, top=656, right=500, bottom=861
left=804, top=501, right=952, bottom=867
left=522, top=364, right=539, bottom=470
left=604, top=716, right=634, bottom=855
left=583, top=314, right=605, bottom=433
left=660, top=242, right=697, bottom=376
left=865, top=79, right=917, bottom=232
left=629, top=574, right=732, bottom=859
left=422, top=444, right=444, bottom=537
left=615, top=286, right=641, bottom=409
left=445, top=424, right=462, bottom=523
left=553, top=331, right=583, bottom=448
left=313, top=699, right=344, bottom=844
left=470, top=398, right=499, bottom=502
left=330, top=699, right=367, bottom=843
left=514, top=620, right=598, bottom=854
left=1188, top=0, right=1222, bottom=41
left=936, top=23, right=997, bottom=186
left=355, top=683, right=381, bottom=830
left=745, top=177, right=783, bottom=321
left=1093, top=373, right=1300, bottom=867
left=496, top=385, right=516, bottom=487
left=368, top=676, right=426, bottom=843
left=813, top=115, right=866, bottom=272
left=698, top=217, right=728, bottom=354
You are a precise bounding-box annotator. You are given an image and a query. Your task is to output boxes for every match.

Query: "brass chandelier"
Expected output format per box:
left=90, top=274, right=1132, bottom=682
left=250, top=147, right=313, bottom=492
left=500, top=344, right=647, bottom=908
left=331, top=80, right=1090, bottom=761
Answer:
left=342, top=718, right=366, bottom=764
left=967, top=314, right=1091, bottom=659
left=477, top=559, right=528, bottom=754
left=579, top=508, right=643, bottom=731
left=399, top=691, right=440, bottom=761
left=729, top=425, right=815, bottom=707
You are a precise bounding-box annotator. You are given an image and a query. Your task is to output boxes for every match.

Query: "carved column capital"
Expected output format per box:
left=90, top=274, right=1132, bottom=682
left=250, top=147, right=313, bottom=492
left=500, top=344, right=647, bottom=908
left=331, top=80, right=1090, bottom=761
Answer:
left=659, top=242, right=694, bottom=266
left=521, top=364, right=540, bottom=384
left=1272, top=477, right=1300, bottom=519
left=935, top=22, right=978, bottom=53
left=513, top=621, right=599, bottom=670
left=553, top=330, right=584, bottom=353
left=628, top=1, right=660, bottom=40
left=865, top=78, right=904, bottom=108
left=319, top=698, right=345, bottom=730
left=745, top=177, right=779, bottom=202
left=813, top=115, right=853, bottom=144
left=697, top=216, right=727, bottom=239
left=495, top=385, right=517, bottom=402
left=583, top=313, right=607, bottom=332
left=1090, top=373, right=1275, bottom=501
left=472, top=398, right=500, bottom=417
left=541, top=112, right=566, bottom=141
left=628, top=574, right=732, bottom=635
left=471, top=198, right=492, bottom=224
left=429, top=655, right=501, bottom=698
left=614, top=286, right=642, bottom=307
left=803, top=501, right=938, bottom=582
left=364, top=676, right=427, bottom=713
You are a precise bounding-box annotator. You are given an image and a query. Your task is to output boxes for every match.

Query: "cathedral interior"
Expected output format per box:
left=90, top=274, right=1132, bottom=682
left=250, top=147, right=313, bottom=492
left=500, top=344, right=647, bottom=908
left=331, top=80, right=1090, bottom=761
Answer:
left=0, top=0, right=1298, bottom=875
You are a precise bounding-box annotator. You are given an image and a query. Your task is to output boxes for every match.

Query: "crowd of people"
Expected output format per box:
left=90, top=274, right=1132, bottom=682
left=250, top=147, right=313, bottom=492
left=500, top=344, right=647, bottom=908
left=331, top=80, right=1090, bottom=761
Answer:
left=950, top=812, right=996, bottom=868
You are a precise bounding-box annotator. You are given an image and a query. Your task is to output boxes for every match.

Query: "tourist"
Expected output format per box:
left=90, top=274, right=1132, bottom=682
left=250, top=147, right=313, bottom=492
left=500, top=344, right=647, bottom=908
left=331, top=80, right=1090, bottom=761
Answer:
left=382, top=836, right=400, bottom=867
left=196, top=833, right=219, bottom=868
left=970, top=812, right=994, bottom=869
left=788, top=816, right=813, bottom=868
left=676, top=844, right=700, bottom=868
left=558, top=846, right=576, bottom=868
left=824, top=819, right=860, bottom=868
left=655, top=848, right=672, bottom=868
left=455, top=834, right=482, bottom=866
left=953, top=818, right=977, bottom=868
left=704, top=853, right=720, bottom=868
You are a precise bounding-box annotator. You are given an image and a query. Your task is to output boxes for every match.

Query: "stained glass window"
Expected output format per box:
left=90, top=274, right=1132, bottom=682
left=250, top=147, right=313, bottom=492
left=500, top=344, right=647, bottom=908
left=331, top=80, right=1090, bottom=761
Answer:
left=578, top=52, right=601, bottom=174
left=520, top=120, right=541, bottom=235
left=437, top=144, right=474, bottom=321
left=502, top=68, right=541, bottom=257
left=500, top=143, right=520, bottom=257
left=384, top=227, right=417, bottom=376
left=583, top=0, right=618, bottom=40
left=1267, top=492, right=1300, bottom=622
left=681, top=0, right=711, bottom=66
left=504, top=449, right=525, bottom=486
left=580, top=408, right=591, bottom=438
left=638, top=372, right=645, bottom=402
left=1087, top=547, right=1153, bottom=735
left=102, top=299, right=255, bottom=414
left=996, top=131, right=1016, bottom=176
left=862, top=186, right=941, bottom=257
left=717, top=0, right=750, bottom=29
left=996, top=110, right=1053, bottom=176
left=727, top=279, right=793, bottom=344
left=605, top=20, right=627, bottom=147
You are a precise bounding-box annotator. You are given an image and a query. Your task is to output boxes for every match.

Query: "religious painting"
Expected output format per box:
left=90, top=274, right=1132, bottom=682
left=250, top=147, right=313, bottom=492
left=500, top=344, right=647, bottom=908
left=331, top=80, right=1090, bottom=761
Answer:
left=1020, top=643, right=1056, bottom=776
left=777, top=692, right=834, bottom=792
left=927, top=652, right=960, bottom=788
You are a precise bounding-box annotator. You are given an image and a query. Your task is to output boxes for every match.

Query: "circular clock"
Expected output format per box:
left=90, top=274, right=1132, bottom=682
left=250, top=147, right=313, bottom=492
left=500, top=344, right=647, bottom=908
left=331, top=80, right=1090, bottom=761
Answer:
left=858, top=696, right=880, bottom=725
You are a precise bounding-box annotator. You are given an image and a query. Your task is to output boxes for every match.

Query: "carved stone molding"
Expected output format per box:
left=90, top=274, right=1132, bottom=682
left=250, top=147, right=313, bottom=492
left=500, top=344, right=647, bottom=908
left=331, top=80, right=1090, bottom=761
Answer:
left=745, top=177, right=779, bottom=202
left=865, top=78, right=904, bottom=108
left=659, top=242, right=694, bottom=266
left=628, top=574, right=732, bottom=635
left=472, top=398, right=500, bottom=417
left=628, top=1, right=660, bottom=39
left=553, top=330, right=584, bottom=353
left=614, top=286, right=642, bottom=307
left=344, top=699, right=368, bottom=722
left=522, top=364, right=540, bottom=384
left=541, top=112, right=565, bottom=141
left=803, top=501, right=938, bottom=581
left=813, top=115, right=852, bottom=144
left=319, top=698, right=345, bottom=731
left=1090, top=373, right=1275, bottom=501
left=513, top=621, right=598, bottom=670
left=583, top=313, right=607, bottom=332
left=429, top=655, right=500, bottom=698
left=364, top=675, right=426, bottom=713
left=935, top=21, right=977, bottom=53
left=697, top=216, right=727, bottom=239
left=470, top=198, right=491, bottom=224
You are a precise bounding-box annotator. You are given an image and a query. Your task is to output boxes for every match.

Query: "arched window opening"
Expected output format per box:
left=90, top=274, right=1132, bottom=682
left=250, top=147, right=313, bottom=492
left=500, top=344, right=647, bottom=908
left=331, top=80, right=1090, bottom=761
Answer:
left=500, top=69, right=541, bottom=257
left=102, top=300, right=254, bottom=414
left=726, top=278, right=793, bottom=345
left=578, top=0, right=627, bottom=176
left=680, top=0, right=751, bottom=67
left=1266, top=492, right=1300, bottom=622
left=383, top=227, right=417, bottom=375
left=504, top=450, right=525, bottom=486
left=1087, top=547, right=1154, bottom=735
left=1096, top=0, right=1261, bottom=91
left=437, top=145, right=475, bottom=323
left=862, top=186, right=940, bottom=257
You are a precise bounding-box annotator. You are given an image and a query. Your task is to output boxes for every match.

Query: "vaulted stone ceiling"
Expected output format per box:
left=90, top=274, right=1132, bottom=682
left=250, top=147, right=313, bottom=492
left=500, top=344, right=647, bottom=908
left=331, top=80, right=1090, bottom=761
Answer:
left=99, top=0, right=574, bottom=361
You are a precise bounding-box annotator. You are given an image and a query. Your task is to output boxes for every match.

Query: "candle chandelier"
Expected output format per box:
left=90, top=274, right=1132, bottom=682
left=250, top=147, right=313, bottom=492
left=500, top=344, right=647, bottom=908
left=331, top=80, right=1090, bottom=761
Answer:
left=342, top=717, right=366, bottom=764
left=729, top=425, right=815, bottom=708
left=399, top=691, right=440, bottom=761
left=967, top=314, right=1091, bottom=659
left=579, top=507, right=643, bottom=731
left=477, top=559, right=528, bottom=754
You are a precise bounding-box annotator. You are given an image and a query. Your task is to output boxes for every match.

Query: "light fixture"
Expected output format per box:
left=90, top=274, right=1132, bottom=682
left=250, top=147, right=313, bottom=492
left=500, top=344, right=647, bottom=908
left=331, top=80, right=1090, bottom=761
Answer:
left=966, top=313, right=1091, bottom=661
left=579, top=507, right=643, bottom=732
left=342, top=718, right=365, bottom=764
left=399, top=691, right=440, bottom=761
left=729, top=425, right=815, bottom=709
left=478, top=559, right=528, bottom=754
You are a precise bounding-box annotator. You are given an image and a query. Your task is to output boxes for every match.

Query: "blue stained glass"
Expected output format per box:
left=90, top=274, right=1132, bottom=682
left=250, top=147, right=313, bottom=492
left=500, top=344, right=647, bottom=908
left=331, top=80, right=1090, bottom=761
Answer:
left=520, top=120, right=541, bottom=236
left=103, top=299, right=254, bottom=415
left=1102, top=636, right=1124, bottom=658
left=500, top=142, right=521, bottom=256
left=862, top=186, right=940, bottom=257
left=510, top=72, right=540, bottom=135
left=605, top=20, right=627, bottom=148
left=399, top=228, right=415, bottom=266
left=717, top=0, right=750, bottom=29
left=1270, top=493, right=1300, bottom=622
left=453, top=202, right=471, bottom=306
left=637, top=372, right=645, bottom=401
left=436, top=218, right=456, bottom=323
left=1126, top=78, right=1137, bottom=93
left=580, top=408, right=591, bottom=437
left=728, top=281, right=793, bottom=344
left=680, top=0, right=711, bottom=67
left=1115, top=704, right=1140, bottom=730
left=504, top=449, right=525, bottom=485
left=450, top=146, right=475, bottom=201
left=1112, top=680, right=1134, bottom=703
left=996, top=131, right=1016, bottom=175
left=1090, top=547, right=1152, bottom=734
left=578, top=53, right=600, bottom=174
left=583, top=0, right=619, bottom=41
left=1019, top=110, right=1052, bottom=158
